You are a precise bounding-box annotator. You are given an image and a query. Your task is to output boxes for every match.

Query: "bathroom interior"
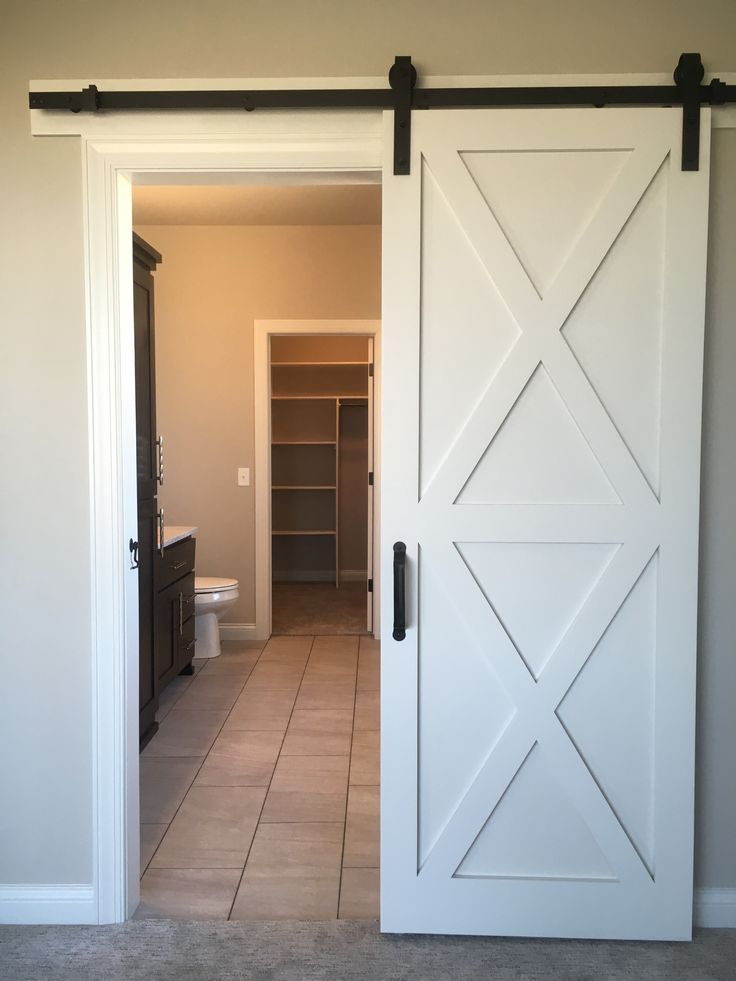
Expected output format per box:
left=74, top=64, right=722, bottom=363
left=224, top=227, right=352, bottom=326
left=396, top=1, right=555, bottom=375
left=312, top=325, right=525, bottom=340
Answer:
left=132, top=181, right=382, bottom=920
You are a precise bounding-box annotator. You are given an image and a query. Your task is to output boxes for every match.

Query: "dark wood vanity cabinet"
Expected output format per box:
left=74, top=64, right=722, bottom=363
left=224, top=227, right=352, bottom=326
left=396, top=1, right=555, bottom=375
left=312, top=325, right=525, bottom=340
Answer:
left=155, top=537, right=197, bottom=690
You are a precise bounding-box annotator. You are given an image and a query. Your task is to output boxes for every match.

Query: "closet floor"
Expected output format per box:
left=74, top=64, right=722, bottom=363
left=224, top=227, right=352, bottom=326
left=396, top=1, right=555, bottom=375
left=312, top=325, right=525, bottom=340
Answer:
left=137, top=635, right=379, bottom=921
left=272, top=581, right=368, bottom=635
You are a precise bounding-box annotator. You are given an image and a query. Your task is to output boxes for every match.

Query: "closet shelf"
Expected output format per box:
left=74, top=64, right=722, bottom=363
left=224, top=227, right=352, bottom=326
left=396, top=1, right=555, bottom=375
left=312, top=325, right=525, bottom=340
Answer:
left=271, top=395, right=334, bottom=401
left=272, top=440, right=337, bottom=445
left=272, top=485, right=337, bottom=490
left=272, top=529, right=337, bottom=536
left=271, top=360, right=370, bottom=366
left=271, top=392, right=368, bottom=399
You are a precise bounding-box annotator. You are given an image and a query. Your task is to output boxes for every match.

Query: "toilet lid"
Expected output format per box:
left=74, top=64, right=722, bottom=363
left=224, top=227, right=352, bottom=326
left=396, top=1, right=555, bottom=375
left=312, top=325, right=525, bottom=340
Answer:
left=195, top=576, right=239, bottom=594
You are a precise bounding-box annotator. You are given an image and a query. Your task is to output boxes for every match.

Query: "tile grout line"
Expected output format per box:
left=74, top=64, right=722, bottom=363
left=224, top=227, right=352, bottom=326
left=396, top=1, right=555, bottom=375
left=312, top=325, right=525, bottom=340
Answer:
left=226, top=634, right=317, bottom=921
left=336, top=635, right=361, bottom=920
left=141, top=644, right=266, bottom=878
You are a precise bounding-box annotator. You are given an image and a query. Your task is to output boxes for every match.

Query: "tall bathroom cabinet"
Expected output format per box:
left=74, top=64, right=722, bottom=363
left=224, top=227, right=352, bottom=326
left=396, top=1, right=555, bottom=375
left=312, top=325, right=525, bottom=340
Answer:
left=134, top=234, right=198, bottom=748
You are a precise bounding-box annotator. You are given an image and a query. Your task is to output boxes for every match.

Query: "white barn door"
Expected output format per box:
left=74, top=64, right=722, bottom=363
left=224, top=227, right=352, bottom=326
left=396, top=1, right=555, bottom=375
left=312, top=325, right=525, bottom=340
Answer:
left=380, top=108, right=709, bottom=940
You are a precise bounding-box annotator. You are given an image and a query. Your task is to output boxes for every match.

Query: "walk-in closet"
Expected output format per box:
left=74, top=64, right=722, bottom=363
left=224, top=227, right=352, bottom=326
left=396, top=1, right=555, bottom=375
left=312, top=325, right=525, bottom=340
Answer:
left=270, top=334, right=374, bottom=634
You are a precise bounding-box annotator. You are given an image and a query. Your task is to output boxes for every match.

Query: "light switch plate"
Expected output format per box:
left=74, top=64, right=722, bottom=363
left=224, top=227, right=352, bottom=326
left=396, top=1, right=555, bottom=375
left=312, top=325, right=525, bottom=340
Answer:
left=238, top=467, right=250, bottom=487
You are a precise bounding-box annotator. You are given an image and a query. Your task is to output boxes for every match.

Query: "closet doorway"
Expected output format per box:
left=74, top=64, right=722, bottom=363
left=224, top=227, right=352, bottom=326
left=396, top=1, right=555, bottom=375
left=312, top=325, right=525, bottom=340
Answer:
left=255, top=322, right=380, bottom=639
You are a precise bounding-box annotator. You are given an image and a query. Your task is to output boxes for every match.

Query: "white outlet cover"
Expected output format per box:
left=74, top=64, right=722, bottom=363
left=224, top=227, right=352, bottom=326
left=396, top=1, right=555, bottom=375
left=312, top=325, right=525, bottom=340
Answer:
left=238, top=467, right=250, bottom=486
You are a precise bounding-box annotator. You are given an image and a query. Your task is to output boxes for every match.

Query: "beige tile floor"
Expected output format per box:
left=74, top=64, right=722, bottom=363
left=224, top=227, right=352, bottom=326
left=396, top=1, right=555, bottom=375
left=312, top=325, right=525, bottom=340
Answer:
left=136, top=634, right=380, bottom=921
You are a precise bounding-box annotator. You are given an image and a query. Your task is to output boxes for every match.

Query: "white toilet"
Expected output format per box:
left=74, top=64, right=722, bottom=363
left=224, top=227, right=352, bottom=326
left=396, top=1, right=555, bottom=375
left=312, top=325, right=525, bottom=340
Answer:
left=194, top=576, right=239, bottom=658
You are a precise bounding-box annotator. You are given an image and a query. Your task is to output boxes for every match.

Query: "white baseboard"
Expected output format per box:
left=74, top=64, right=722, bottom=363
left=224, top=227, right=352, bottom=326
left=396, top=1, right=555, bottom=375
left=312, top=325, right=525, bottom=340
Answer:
left=219, top=622, right=259, bottom=641
left=0, top=882, right=730, bottom=928
left=0, top=884, right=96, bottom=924
left=272, top=570, right=367, bottom=583
left=694, top=888, right=736, bottom=928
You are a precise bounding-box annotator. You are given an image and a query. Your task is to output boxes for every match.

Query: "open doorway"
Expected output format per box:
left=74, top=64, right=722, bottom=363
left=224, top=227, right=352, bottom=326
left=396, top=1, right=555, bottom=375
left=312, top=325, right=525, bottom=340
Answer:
left=270, top=333, right=375, bottom=635
left=131, top=182, right=381, bottom=921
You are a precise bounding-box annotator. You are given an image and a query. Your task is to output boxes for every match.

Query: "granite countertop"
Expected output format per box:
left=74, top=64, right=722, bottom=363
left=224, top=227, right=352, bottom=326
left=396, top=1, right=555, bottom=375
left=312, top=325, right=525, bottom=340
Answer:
left=160, top=524, right=198, bottom=548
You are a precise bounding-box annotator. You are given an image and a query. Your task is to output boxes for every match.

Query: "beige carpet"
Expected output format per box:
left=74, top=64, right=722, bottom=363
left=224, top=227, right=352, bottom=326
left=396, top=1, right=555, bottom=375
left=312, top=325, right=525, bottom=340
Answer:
left=272, top=581, right=368, bottom=634
left=1, top=922, right=735, bottom=981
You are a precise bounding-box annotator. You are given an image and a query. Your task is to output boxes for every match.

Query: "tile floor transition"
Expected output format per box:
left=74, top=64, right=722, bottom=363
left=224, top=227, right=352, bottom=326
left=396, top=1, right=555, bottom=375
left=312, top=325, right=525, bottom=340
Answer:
left=136, top=635, right=379, bottom=921
left=271, top=582, right=368, bottom=635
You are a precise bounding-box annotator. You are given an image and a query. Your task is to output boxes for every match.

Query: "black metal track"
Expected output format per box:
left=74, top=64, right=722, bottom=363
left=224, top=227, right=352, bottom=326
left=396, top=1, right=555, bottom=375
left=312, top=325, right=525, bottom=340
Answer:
left=28, top=88, right=396, bottom=111
left=28, top=53, right=735, bottom=174
left=27, top=81, right=734, bottom=113
left=413, top=83, right=733, bottom=108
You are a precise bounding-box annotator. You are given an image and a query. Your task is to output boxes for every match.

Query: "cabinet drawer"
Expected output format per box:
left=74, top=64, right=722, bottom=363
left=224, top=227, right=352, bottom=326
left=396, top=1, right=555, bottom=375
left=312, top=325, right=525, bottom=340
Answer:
left=179, top=613, right=196, bottom=667
left=177, top=573, right=196, bottom=627
left=157, top=536, right=195, bottom=590
left=181, top=587, right=196, bottom=624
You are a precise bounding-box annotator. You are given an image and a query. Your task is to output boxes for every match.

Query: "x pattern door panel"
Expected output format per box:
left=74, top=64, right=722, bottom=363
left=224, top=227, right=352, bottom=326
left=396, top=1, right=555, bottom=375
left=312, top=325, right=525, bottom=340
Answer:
left=381, top=108, right=709, bottom=939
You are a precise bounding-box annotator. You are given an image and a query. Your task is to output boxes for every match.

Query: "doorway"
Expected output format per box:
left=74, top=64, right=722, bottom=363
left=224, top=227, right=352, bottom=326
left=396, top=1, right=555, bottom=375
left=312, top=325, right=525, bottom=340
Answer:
left=131, top=186, right=381, bottom=920
left=254, top=320, right=381, bottom=641
left=49, top=105, right=386, bottom=925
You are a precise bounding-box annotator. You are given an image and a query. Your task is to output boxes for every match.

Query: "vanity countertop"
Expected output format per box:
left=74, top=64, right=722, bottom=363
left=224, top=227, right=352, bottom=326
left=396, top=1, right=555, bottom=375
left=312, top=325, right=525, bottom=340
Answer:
left=161, top=525, right=198, bottom=548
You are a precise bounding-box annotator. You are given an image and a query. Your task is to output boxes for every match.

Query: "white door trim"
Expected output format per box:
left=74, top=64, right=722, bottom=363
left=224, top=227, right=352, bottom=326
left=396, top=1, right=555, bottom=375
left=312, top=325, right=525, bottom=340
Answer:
left=75, top=112, right=382, bottom=924
left=253, top=319, right=381, bottom=640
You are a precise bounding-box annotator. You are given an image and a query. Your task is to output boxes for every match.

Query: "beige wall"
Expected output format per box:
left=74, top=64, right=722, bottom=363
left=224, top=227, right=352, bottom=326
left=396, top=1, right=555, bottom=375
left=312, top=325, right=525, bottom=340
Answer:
left=695, top=128, right=736, bottom=889
left=1, top=0, right=735, bottom=901
left=134, top=225, right=380, bottom=623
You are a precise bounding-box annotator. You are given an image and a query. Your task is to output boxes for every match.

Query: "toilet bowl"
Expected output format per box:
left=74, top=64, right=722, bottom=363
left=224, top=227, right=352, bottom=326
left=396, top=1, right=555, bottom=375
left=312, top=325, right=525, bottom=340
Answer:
left=194, top=576, right=239, bottom=658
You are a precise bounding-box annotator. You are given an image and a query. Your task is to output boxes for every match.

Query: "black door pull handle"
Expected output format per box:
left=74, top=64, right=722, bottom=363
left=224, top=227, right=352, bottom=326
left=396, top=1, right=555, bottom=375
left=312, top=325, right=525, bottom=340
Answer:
left=129, top=538, right=139, bottom=570
left=393, top=541, right=407, bottom=641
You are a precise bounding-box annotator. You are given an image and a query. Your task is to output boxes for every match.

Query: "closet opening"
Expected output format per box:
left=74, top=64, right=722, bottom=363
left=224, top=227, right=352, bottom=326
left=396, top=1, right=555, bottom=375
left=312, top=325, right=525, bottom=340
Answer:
left=270, top=333, right=375, bottom=635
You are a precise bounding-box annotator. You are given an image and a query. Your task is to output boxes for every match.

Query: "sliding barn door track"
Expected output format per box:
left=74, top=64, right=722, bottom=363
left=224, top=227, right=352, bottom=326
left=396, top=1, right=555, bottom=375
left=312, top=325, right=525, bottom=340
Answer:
left=29, top=53, right=734, bottom=173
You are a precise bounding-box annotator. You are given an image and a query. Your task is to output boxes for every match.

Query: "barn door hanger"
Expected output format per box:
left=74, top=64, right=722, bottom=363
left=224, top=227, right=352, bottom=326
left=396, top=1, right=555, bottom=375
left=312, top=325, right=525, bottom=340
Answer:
left=389, top=55, right=416, bottom=176
left=674, top=53, right=725, bottom=170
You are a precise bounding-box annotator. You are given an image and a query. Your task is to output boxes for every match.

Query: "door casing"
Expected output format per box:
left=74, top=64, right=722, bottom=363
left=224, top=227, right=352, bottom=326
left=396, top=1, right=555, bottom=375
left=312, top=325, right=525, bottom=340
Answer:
left=65, top=110, right=383, bottom=923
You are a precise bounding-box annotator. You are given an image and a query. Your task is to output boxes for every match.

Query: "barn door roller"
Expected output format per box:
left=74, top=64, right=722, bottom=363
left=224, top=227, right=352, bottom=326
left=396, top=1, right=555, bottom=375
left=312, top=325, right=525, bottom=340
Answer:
left=389, top=55, right=416, bottom=176
left=29, top=52, right=733, bottom=175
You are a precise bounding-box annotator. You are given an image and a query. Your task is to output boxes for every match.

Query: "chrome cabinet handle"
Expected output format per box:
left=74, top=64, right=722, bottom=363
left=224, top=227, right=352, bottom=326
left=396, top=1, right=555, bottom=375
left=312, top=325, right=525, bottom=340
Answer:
left=158, top=508, right=165, bottom=557
left=156, top=435, right=164, bottom=485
